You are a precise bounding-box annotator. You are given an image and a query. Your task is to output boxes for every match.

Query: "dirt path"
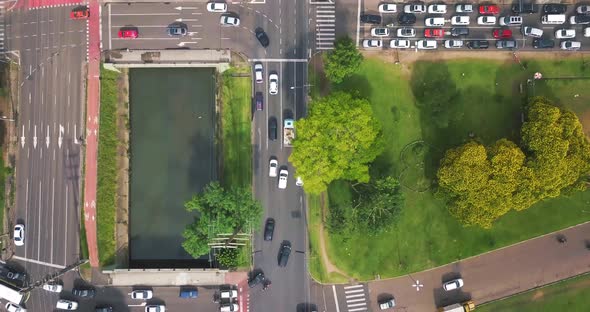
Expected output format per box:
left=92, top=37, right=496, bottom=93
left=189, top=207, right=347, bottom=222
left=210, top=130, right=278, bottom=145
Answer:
left=317, top=193, right=351, bottom=280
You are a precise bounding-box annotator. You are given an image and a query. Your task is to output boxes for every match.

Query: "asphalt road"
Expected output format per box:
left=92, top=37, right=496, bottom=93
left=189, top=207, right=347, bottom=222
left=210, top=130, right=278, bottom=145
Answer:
left=5, top=3, right=86, bottom=311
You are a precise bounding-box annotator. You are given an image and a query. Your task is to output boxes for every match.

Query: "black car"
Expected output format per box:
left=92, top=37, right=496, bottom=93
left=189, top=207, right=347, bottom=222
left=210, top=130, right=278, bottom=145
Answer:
left=278, top=241, right=292, bottom=267
left=398, top=13, right=416, bottom=25
left=255, top=28, right=269, bottom=48
left=496, top=39, right=517, bottom=49
left=450, top=27, right=469, bottom=37
left=466, top=40, right=489, bottom=49
left=255, top=92, right=263, bottom=111
left=167, top=23, right=187, bottom=36
left=511, top=3, right=538, bottom=14
left=360, top=14, right=381, bottom=24
left=73, top=288, right=96, bottom=298
left=571, top=15, right=590, bottom=24
left=532, top=38, right=555, bottom=49
left=6, top=271, right=26, bottom=283
left=264, top=218, right=275, bottom=241
left=543, top=3, right=566, bottom=14
left=268, top=117, right=277, bottom=140
left=248, top=272, right=265, bottom=288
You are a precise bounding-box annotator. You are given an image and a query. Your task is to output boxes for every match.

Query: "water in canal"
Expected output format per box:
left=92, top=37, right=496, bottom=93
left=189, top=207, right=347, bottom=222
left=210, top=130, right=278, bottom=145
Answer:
left=128, top=68, right=216, bottom=266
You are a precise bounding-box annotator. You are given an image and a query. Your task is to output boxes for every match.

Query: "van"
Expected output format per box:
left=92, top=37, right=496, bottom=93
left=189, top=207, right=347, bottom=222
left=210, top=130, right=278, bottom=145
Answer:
left=179, top=289, right=198, bottom=298
left=541, top=14, right=566, bottom=24
left=499, top=15, right=522, bottom=26
left=522, top=26, right=543, bottom=38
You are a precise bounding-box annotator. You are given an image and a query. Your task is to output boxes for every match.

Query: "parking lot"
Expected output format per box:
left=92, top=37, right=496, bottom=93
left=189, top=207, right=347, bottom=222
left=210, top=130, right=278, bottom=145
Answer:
left=357, top=1, right=590, bottom=51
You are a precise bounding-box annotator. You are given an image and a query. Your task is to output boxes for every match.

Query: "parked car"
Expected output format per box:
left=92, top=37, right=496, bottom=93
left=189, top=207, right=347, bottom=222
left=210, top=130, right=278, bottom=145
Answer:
left=443, top=278, right=464, bottom=291
left=416, top=40, right=437, bottom=50
left=425, top=17, right=445, bottom=27
left=543, top=3, right=567, bottom=14
left=560, top=40, right=581, bottom=51
left=390, top=39, right=411, bottom=48
left=56, top=300, right=78, bottom=311
left=404, top=4, right=426, bottom=14
left=278, top=241, right=292, bottom=267
left=268, top=159, right=278, bottom=177
left=424, top=28, right=444, bottom=38
left=398, top=13, right=417, bottom=25
left=269, top=73, right=278, bottom=95
left=466, top=40, right=489, bottom=49
left=72, top=288, right=96, bottom=298
left=255, top=28, right=269, bottom=47
left=522, top=26, right=543, bottom=38
left=444, top=40, right=463, bottom=48
left=167, top=23, right=187, bottom=36
left=532, top=38, right=555, bottom=49
left=397, top=27, right=416, bottom=37
left=145, top=305, right=165, bottom=312
left=427, top=4, right=446, bottom=14
left=511, top=3, right=538, bottom=14
left=248, top=272, right=265, bottom=288
left=220, top=14, right=240, bottom=26
left=13, top=224, right=24, bottom=247
left=451, top=16, right=470, bottom=25
left=455, top=4, right=473, bottom=13
left=70, top=6, right=89, bottom=19
left=254, top=63, right=263, bottom=83
left=264, top=218, right=275, bottom=241
left=362, top=39, right=383, bottom=48
left=179, top=289, right=198, bottom=298
left=370, top=28, right=389, bottom=37
left=6, top=271, right=26, bottom=283
left=477, top=16, right=496, bottom=25
left=555, top=29, right=575, bottom=39
left=221, top=289, right=238, bottom=300
left=43, top=283, right=63, bottom=293
left=5, top=303, right=26, bottom=312
left=206, top=1, right=227, bottom=13
left=585, top=27, right=590, bottom=37
left=378, top=3, right=397, bottom=13
left=379, top=298, right=396, bottom=310
left=278, top=169, right=288, bottom=189
left=268, top=118, right=277, bottom=141
left=118, top=28, right=138, bottom=39
left=499, top=15, right=522, bottom=26
left=493, top=28, right=512, bottom=39
left=220, top=304, right=239, bottom=312
left=479, top=4, right=500, bottom=15
left=577, top=5, right=590, bottom=14
left=450, top=27, right=469, bottom=37
left=496, top=39, right=517, bottom=49
left=130, top=290, right=153, bottom=300
left=360, top=14, right=381, bottom=24
left=570, top=15, right=590, bottom=25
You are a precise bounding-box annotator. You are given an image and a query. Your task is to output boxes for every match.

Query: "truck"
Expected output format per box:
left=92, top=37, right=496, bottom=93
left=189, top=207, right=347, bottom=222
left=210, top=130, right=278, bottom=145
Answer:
left=284, top=119, right=295, bottom=146
left=437, top=301, right=475, bottom=312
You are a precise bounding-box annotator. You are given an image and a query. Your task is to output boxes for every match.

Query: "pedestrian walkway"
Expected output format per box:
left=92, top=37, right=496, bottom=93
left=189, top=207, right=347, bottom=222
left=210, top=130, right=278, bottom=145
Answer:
left=313, top=3, right=335, bottom=50
left=343, top=284, right=368, bottom=312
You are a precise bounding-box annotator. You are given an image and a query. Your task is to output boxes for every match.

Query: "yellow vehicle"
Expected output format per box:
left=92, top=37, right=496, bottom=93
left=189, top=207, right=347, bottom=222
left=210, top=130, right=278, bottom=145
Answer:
left=437, top=301, right=475, bottom=312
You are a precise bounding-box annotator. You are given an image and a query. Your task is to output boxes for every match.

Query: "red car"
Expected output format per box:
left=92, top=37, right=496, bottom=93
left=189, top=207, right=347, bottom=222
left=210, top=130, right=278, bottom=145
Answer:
left=492, top=28, right=513, bottom=39
left=118, top=29, right=139, bottom=39
left=479, top=5, right=500, bottom=15
left=70, top=7, right=89, bottom=19
left=424, top=28, right=444, bottom=38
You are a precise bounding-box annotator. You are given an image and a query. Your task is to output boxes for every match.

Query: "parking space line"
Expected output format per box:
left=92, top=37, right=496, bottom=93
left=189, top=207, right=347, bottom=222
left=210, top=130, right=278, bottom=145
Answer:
left=332, top=285, right=341, bottom=312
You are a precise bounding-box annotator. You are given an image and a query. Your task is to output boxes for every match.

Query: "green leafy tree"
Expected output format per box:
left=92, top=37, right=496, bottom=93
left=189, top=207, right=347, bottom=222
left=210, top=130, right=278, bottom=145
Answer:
left=323, top=37, right=363, bottom=83
left=289, top=92, right=383, bottom=194
left=182, top=182, right=263, bottom=258
left=353, top=176, right=404, bottom=233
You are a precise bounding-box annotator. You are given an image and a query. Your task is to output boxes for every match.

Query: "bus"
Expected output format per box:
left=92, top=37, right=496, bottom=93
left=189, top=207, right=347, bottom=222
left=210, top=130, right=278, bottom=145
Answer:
left=0, top=280, right=28, bottom=305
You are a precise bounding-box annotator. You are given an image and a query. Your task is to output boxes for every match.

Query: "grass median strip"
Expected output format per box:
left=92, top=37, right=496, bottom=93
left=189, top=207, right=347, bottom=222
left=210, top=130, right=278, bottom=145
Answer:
left=96, top=65, right=119, bottom=266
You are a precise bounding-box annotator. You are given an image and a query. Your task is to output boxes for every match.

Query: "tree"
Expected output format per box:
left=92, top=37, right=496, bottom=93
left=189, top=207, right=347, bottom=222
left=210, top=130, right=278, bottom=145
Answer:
left=182, top=182, right=263, bottom=258
left=289, top=92, right=383, bottom=194
left=323, top=37, right=363, bottom=83
left=353, top=176, right=404, bottom=233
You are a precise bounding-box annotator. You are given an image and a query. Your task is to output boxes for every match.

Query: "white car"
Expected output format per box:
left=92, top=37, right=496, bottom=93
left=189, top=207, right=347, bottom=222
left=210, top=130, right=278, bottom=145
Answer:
left=425, top=17, right=445, bottom=27
left=404, top=4, right=426, bottom=14
left=577, top=5, right=590, bottom=14
left=220, top=304, right=239, bottom=312
left=269, top=73, right=278, bottom=95
left=13, top=224, right=24, bottom=247
left=555, top=29, right=576, bottom=39
left=220, top=290, right=238, bottom=299
left=397, top=27, right=416, bottom=37
left=220, top=15, right=240, bottom=26
left=254, top=63, right=263, bottom=84
left=5, top=303, right=26, bottom=312
left=416, top=40, right=437, bottom=50
left=206, top=2, right=227, bottom=13
left=269, top=159, right=278, bottom=177
left=477, top=16, right=496, bottom=25
left=130, top=290, right=153, bottom=300
left=56, top=300, right=78, bottom=311
left=43, top=283, right=63, bottom=293
left=455, top=4, right=473, bottom=13
left=451, top=16, right=470, bottom=25
left=561, top=41, right=581, bottom=51
left=427, top=4, right=447, bottom=14
left=390, top=39, right=411, bottom=48
left=444, top=40, right=463, bottom=48
left=362, top=39, right=383, bottom=48
left=378, top=3, right=397, bottom=13
left=145, top=305, right=166, bottom=312
left=278, top=169, right=288, bottom=189
left=371, top=28, right=390, bottom=37
left=443, top=278, right=464, bottom=291
left=585, top=27, right=590, bottom=37
left=379, top=298, right=395, bottom=310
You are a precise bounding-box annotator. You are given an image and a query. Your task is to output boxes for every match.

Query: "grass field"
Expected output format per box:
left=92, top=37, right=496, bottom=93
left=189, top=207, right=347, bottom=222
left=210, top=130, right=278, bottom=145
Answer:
left=96, top=65, right=119, bottom=266
left=220, top=66, right=252, bottom=189
left=478, top=273, right=590, bottom=312
left=310, top=57, right=590, bottom=282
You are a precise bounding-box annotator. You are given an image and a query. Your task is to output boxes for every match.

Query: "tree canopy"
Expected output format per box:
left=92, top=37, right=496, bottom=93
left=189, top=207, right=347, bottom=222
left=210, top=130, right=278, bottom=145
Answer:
left=437, top=98, right=590, bottom=228
left=353, top=176, right=405, bottom=233
left=323, top=37, right=363, bottom=83
left=289, top=92, right=383, bottom=194
left=182, top=182, right=263, bottom=258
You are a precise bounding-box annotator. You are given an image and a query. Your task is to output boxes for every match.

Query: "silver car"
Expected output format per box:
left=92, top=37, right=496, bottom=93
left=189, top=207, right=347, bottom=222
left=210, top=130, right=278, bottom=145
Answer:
left=269, top=73, right=279, bottom=95
left=220, top=15, right=240, bottom=26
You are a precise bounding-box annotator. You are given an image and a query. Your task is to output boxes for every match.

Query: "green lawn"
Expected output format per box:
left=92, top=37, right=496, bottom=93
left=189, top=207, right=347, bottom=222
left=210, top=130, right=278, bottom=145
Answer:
left=478, top=273, right=590, bottom=312
left=311, top=57, right=590, bottom=282
left=96, top=65, right=119, bottom=266
left=220, top=67, right=252, bottom=189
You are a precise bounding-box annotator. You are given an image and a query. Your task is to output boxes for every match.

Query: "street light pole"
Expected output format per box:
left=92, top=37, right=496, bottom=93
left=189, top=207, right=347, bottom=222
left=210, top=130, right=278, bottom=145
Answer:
left=289, top=84, right=314, bottom=90
left=0, top=116, right=15, bottom=122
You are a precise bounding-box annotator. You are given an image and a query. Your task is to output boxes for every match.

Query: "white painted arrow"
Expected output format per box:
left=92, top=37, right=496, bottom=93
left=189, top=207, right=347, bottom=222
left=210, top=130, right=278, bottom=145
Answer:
left=177, top=42, right=199, bottom=47
left=58, top=124, right=64, bottom=148
left=74, top=124, right=78, bottom=145
left=33, top=125, right=37, bottom=149
left=91, top=200, right=96, bottom=208
left=175, top=18, right=198, bottom=22
left=46, top=125, right=50, bottom=148
left=188, top=32, right=199, bottom=36
left=174, top=6, right=197, bottom=10
left=21, top=125, right=25, bottom=148
left=94, top=116, right=98, bottom=124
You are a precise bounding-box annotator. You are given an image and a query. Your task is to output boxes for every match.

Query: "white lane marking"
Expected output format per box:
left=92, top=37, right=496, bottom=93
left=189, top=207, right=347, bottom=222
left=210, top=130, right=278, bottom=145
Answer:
left=332, top=285, right=341, bottom=312
left=348, top=308, right=368, bottom=312
left=64, top=184, right=68, bottom=265
left=344, top=289, right=364, bottom=294
left=279, top=63, right=283, bottom=150
left=12, top=256, right=66, bottom=269
left=249, top=58, right=308, bottom=62
left=110, top=13, right=178, bottom=16
left=108, top=4, right=112, bottom=50
left=347, top=298, right=365, bottom=303
left=112, top=38, right=179, bottom=40
left=356, top=0, right=361, bottom=46
left=50, top=178, right=55, bottom=263
left=112, top=25, right=169, bottom=28
left=25, top=180, right=29, bottom=259
left=345, top=293, right=364, bottom=298
left=37, top=180, right=41, bottom=260
left=348, top=303, right=367, bottom=307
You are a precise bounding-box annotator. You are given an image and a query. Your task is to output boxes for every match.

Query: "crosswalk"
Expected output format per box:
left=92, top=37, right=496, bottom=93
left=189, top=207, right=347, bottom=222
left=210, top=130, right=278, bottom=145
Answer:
left=343, top=284, right=368, bottom=312
left=313, top=3, right=335, bottom=50
left=0, top=1, right=5, bottom=52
